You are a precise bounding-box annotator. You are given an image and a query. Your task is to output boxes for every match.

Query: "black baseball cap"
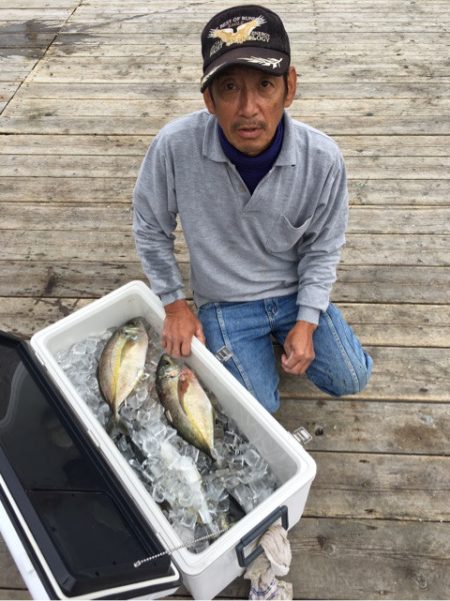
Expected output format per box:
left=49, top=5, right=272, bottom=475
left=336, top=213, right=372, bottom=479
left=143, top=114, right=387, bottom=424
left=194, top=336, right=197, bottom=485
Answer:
left=200, top=4, right=291, bottom=92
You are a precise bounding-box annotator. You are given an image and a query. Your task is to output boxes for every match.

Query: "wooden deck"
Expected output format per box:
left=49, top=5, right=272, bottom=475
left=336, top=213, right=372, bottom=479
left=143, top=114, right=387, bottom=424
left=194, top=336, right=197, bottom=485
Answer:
left=1, top=0, right=449, bottom=599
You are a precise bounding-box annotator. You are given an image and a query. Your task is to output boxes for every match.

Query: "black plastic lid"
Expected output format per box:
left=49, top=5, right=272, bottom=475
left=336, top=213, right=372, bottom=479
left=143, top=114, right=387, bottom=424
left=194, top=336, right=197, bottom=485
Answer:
left=0, top=331, right=180, bottom=599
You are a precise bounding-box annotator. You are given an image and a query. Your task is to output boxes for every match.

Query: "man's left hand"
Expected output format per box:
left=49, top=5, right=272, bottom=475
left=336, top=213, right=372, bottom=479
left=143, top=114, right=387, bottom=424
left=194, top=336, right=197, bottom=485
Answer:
left=281, top=320, right=318, bottom=375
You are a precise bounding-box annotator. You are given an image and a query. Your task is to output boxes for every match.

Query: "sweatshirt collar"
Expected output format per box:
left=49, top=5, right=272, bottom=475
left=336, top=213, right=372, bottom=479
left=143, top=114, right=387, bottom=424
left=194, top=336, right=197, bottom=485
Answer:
left=202, top=109, right=297, bottom=166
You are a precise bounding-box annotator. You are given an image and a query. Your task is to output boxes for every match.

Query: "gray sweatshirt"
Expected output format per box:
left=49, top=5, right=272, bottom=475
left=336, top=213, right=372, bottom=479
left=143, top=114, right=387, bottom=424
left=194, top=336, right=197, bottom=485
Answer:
left=133, top=109, right=348, bottom=325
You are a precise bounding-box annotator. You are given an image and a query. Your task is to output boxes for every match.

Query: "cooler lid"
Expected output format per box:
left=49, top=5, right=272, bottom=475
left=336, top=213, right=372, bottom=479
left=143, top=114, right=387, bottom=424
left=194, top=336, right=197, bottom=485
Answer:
left=0, top=331, right=181, bottom=599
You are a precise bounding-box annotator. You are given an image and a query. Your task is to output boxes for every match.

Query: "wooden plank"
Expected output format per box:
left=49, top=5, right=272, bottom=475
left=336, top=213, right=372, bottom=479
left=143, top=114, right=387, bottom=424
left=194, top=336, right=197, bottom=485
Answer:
left=347, top=208, right=450, bottom=234
left=0, top=56, right=40, bottom=69
left=65, top=9, right=450, bottom=22
left=0, top=262, right=447, bottom=305
left=0, top=83, right=19, bottom=102
left=2, top=204, right=450, bottom=235
left=3, top=0, right=76, bottom=7
left=64, top=6, right=450, bottom=17
left=0, top=153, right=449, bottom=180
left=27, top=56, right=450, bottom=81
left=0, top=33, right=54, bottom=49
left=61, top=19, right=450, bottom=35
left=343, top=234, right=449, bottom=266
left=0, top=133, right=151, bottom=154
left=47, top=41, right=450, bottom=59
left=1, top=133, right=449, bottom=157
left=0, top=176, right=133, bottom=202
left=6, top=98, right=449, bottom=118
left=0, top=9, right=74, bottom=20
left=280, top=346, right=450, bottom=401
left=0, top=261, right=147, bottom=298
left=334, top=264, right=450, bottom=304
left=1, top=296, right=447, bottom=347
left=338, top=303, right=450, bottom=347
left=44, top=41, right=450, bottom=64
left=337, top=136, right=450, bottom=157
left=72, top=0, right=450, bottom=7
left=0, top=154, right=142, bottom=177
left=348, top=180, right=450, bottom=206
left=1, top=176, right=448, bottom=205
left=0, top=296, right=91, bottom=336
left=306, top=453, right=450, bottom=520
left=50, top=31, right=450, bottom=47
left=0, top=537, right=26, bottom=590
left=0, top=590, right=30, bottom=601
left=2, top=229, right=447, bottom=266
left=15, top=80, right=450, bottom=99
left=278, top=400, right=450, bottom=454
left=1, top=113, right=447, bottom=135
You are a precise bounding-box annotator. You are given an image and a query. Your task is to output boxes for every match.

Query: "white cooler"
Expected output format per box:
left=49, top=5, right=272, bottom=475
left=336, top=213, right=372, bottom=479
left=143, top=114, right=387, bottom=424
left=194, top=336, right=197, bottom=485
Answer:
left=0, top=280, right=316, bottom=600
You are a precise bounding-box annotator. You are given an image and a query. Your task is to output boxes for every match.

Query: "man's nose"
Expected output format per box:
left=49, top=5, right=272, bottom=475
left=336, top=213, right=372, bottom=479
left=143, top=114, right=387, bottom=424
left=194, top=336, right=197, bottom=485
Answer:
left=238, top=87, right=258, bottom=117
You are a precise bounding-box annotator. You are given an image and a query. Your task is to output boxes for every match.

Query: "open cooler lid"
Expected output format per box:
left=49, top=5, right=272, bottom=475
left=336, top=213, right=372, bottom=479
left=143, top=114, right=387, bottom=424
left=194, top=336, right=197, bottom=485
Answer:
left=0, top=331, right=181, bottom=600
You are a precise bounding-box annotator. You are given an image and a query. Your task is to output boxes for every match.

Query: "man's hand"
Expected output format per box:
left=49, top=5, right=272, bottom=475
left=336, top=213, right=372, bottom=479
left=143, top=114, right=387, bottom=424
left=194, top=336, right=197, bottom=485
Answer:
left=162, top=299, right=206, bottom=358
left=281, top=320, right=318, bottom=375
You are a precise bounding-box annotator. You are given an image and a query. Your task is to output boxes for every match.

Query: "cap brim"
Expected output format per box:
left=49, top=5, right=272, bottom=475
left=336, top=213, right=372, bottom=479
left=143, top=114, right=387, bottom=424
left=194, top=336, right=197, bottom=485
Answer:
left=200, top=47, right=289, bottom=92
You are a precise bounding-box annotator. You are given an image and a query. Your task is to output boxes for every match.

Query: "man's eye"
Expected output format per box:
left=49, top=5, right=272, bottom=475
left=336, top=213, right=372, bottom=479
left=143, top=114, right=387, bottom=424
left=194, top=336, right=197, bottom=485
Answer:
left=261, top=80, right=273, bottom=88
left=224, top=82, right=236, bottom=91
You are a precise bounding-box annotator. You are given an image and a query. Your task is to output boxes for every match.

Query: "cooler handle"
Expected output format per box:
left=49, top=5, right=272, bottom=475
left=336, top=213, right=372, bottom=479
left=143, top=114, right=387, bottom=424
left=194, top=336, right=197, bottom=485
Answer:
left=235, top=505, right=289, bottom=568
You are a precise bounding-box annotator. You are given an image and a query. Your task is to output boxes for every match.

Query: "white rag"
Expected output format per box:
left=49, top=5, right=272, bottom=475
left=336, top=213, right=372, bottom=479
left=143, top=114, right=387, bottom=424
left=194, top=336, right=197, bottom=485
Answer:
left=243, top=524, right=293, bottom=600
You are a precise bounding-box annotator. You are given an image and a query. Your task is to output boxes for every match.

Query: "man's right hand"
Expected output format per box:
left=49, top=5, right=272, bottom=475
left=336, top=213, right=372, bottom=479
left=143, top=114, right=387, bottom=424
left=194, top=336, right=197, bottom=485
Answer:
left=162, top=299, right=206, bottom=358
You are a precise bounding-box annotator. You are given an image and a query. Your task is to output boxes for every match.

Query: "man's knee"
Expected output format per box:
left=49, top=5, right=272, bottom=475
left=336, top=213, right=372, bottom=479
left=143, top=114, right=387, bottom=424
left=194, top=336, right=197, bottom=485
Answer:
left=328, top=352, right=373, bottom=397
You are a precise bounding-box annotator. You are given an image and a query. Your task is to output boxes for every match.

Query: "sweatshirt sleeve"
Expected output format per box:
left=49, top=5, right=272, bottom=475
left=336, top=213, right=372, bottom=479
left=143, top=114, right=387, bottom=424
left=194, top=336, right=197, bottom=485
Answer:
left=132, top=133, right=185, bottom=305
left=296, top=153, right=349, bottom=324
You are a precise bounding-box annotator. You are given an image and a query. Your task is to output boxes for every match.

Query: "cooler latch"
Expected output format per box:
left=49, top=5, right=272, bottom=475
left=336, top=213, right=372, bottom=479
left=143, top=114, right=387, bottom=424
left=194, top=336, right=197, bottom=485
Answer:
left=292, top=426, right=312, bottom=446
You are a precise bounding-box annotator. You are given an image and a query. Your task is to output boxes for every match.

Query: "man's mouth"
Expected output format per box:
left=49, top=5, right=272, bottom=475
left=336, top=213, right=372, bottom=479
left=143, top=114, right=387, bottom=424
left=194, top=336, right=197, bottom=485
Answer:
left=236, top=126, right=263, bottom=139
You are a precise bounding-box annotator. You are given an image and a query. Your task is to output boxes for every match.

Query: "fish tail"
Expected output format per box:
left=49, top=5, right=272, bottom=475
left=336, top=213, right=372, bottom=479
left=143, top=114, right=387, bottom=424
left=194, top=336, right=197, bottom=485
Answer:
left=105, top=413, right=129, bottom=437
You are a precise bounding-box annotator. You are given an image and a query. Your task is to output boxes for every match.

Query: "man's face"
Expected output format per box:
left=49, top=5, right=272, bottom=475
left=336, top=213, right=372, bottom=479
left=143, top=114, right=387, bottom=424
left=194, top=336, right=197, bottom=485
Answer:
left=203, top=65, right=297, bottom=156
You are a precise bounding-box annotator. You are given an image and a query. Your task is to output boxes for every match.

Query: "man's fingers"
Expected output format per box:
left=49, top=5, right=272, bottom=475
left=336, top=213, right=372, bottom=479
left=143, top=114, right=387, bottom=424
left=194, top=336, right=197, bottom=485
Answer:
left=180, top=338, right=192, bottom=357
left=162, top=317, right=205, bottom=356
left=195, top=324, right=206, bottom=345
left=282, top=351, right=314, bottom=375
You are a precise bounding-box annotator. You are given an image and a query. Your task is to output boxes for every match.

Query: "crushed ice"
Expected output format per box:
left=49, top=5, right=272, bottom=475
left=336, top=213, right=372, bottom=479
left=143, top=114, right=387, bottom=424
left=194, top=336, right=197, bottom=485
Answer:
left=55, top=319, right=278, bottom=553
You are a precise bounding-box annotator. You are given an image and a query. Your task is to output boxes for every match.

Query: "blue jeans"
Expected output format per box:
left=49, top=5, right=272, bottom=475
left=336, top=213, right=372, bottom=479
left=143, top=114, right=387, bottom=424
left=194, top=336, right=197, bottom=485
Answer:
left=198, top=293, right=373, bottom=413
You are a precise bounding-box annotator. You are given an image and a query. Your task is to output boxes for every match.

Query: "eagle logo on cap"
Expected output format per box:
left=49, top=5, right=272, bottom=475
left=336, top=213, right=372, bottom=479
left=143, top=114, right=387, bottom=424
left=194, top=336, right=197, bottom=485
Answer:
left=209, top=16, right=266, bottom=46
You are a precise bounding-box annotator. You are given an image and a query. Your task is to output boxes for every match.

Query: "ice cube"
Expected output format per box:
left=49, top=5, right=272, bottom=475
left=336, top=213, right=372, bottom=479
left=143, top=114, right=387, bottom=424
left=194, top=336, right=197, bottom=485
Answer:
left=232, top=483, right=254, bottom=513
left=84, top=337, right=98, bottom=354
left=182, top=444, right=199, bottom=464
left=152, top=482, right=166, bottom=504
left=179, top=509, right=197, bottom=530
left=72, top=342, right=87, bottom=356
left=177, top=485, right=195, bottom=508
left=243, top=447, right=261, bottom=468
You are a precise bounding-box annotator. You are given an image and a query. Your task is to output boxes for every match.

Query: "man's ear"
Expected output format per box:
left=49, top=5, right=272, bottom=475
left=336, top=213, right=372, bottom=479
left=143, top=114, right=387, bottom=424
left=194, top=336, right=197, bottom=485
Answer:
left=203, top=87, right=216, bottom=115
left=284, top=66, right=297, bottom=108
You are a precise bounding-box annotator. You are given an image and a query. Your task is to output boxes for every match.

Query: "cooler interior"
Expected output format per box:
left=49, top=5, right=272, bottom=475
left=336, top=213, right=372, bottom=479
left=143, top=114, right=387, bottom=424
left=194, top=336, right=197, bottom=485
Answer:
left=0, top=331, right=179, bottom=599
left=31, top=283, right=309, bottom=508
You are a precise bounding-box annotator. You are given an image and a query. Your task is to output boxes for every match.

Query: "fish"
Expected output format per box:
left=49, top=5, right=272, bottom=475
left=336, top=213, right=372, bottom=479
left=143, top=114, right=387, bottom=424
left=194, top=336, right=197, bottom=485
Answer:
left=155, top=354, right=215, bottom=457
left=98, top=318, right=148, bottom=427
